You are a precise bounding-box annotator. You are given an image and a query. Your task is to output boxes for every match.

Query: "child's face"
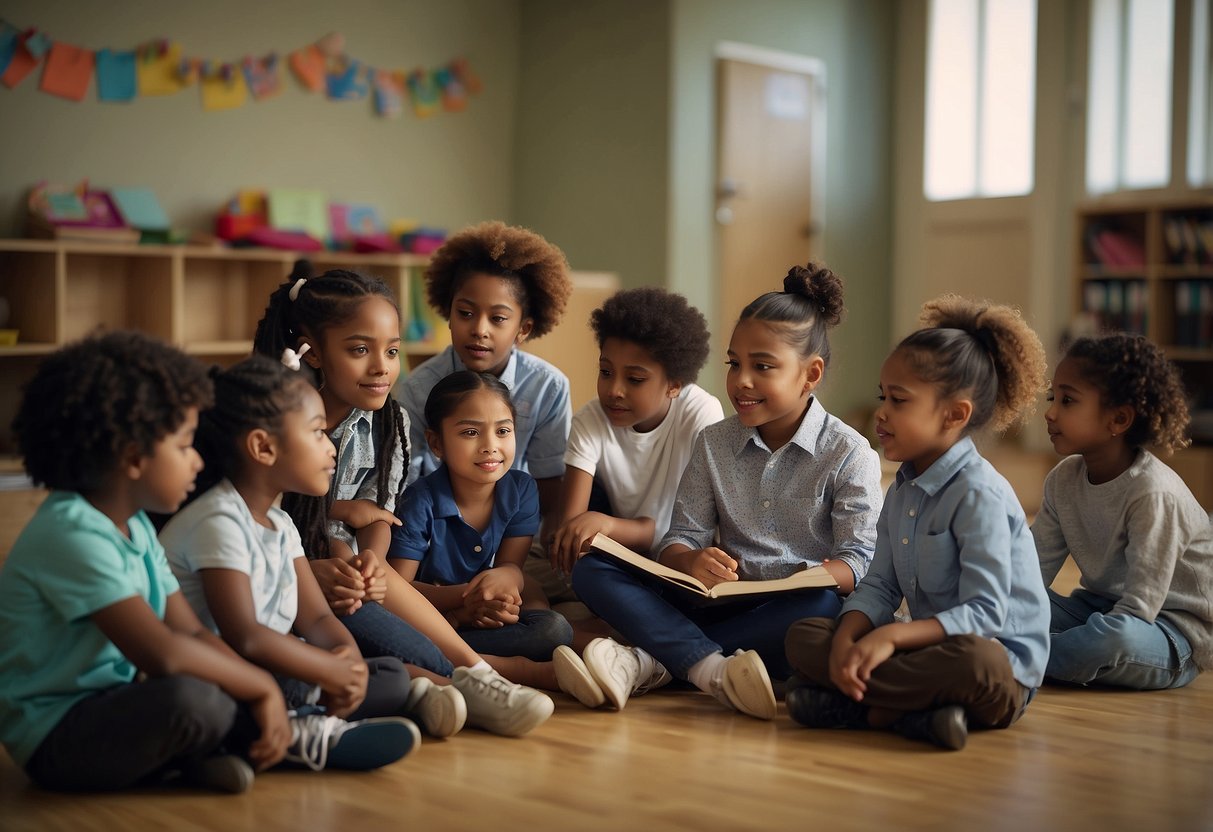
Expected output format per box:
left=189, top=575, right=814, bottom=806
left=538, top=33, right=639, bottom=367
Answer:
left=597, top=337, right=681, bottom=433
left=1044, top=356, right=1124, bottom=457
left=133, top=407, right=204, bottom=514
left=428, top=389, right=516, bottom=486
left=271, top=386, right=337, bottom=497
left=307, top=296, right=401, bottom=422
left=448, top=273, right=534, bottom=376
left=875, top=350, right=957, bottom=474
left=726, top=319, right=820, bottom=446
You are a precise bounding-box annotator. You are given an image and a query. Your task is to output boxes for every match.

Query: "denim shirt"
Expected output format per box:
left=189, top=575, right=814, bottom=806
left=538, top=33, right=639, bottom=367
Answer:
left=658, top=398, right=882, bottom=584
left=842, top=436, right=1051, bottom=688
left=328, top=407, right=406, bottom=548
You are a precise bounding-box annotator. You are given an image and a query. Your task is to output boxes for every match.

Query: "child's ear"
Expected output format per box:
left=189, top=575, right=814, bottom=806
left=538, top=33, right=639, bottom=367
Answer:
left=1109, top=405, right=1135, bottom=438
left=244, top=428, right=277, bottom=466
left=300, top=337, right=321, bottom=368
left=667, top=380, right=684, bottom=399
left=943, top=399, right=974, bottom=432
left=425, top=428, right=443, bottom=459
left=121, top=443, right=145, bottom=481
left=801, top=356, right=825, bottom=392
left=515, top=317, right=535, bottom=345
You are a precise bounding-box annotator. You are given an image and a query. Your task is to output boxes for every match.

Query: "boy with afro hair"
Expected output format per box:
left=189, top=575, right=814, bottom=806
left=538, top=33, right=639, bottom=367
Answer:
left=398, top=221, right=574, bottom=600
left=549, top=287, right=724, bottom=576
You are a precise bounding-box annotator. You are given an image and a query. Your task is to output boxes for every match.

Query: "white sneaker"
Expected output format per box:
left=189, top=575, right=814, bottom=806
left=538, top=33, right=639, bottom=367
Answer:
left=582, top=638, right=671, bottom=711
left=406, top=677, right=467, bottom=738
left=552, top=644, right=606, bottom=708
left=285, top=708, right=421, bottom=770
left=451, top=666, right=554, bottom=737
left=714, top=650, right=776, bottom=720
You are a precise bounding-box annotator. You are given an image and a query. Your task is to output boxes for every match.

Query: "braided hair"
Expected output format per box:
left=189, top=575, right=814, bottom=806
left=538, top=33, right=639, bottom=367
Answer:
left=252, top=261, right=409, bottom=556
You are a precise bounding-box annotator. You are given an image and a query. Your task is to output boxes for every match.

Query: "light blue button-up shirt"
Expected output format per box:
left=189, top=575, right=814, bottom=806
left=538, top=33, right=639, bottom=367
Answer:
left=328, top=406, right=406, bottom=549
left=658, top=398, right=882, bottom=585
left=399, top=346, right=571, bottom=486
left=842, top=436, right=1051, bottom=688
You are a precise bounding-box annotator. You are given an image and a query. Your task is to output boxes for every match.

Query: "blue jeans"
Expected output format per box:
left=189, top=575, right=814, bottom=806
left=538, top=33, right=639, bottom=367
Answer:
left=1047, top=588, right=1200, bottom=690
left=340, top=601, right=455, bottom=677
left=458, top=609, right=573, bottom=661
left=572, top=552, right=842, bottom=680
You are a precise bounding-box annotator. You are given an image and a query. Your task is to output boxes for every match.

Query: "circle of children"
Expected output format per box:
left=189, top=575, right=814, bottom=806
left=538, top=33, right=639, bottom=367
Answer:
left=1, top=222, right=1210, bottom=795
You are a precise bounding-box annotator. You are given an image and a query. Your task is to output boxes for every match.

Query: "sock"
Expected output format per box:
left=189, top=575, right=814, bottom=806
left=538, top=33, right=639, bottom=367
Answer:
left=469, top=660, right=492, bottom=673
left=686, top=652, right=727, bottom=694
left=634, top=647, right=657, bottom=683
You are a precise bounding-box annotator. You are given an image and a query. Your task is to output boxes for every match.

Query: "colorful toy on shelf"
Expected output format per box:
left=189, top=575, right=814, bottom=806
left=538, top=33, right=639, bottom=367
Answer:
left=26, top=181, right=140, bottom=243
left=214, top=189, right=267, bottom=241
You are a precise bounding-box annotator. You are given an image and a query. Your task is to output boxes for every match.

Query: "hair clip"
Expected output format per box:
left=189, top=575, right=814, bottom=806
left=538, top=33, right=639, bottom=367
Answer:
left=281, top=343, right=311, bottom=371
left=288, top=277, right=307, bottom=301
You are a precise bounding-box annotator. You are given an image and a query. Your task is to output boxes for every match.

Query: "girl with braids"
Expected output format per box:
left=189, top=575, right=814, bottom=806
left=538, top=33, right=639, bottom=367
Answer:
left=785, top=294, right=1051, bottom=751
left=570, top=264, right=883, bottom=719
left=253, top=271, right=554, bottom=736
left=162, top=356, right=553, bottom=738
left=1033, top=333, right=1212, bottom=690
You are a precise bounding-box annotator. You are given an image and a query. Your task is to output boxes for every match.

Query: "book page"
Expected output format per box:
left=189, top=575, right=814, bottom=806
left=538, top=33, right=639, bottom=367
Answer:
left=588, top=533, right=710, bottom=593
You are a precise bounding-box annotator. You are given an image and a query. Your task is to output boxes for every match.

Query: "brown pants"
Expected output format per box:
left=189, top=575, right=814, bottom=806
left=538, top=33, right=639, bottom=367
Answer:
left=785, top=617, right=1031, bottom=729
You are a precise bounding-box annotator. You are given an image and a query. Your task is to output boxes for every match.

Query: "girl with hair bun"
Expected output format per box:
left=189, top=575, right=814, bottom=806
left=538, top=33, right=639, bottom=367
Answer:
left=785, top=293, right=1051, bottom=751
left=570, top=263, right=883, bottom=720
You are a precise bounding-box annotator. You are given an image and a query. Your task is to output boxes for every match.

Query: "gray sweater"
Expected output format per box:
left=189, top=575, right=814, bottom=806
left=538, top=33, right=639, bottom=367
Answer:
left=1032, top=451, right=1213, bottom=670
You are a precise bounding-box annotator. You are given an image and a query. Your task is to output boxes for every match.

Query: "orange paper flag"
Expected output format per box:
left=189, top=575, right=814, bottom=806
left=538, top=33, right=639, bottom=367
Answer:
left=289, top=44, right=324, bottom=92
left=40, top=42, right=94, bottom=101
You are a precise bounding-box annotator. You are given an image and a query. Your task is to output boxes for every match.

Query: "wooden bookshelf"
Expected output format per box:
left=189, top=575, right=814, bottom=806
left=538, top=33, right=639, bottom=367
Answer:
left=0, top=240, right=445, bottom=454
left=1074, top=196, right=1213, bottom=507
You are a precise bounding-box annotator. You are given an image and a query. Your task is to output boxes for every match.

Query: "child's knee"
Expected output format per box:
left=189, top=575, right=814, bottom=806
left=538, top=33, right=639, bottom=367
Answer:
left=525, top=609, right=574, bottom=649
left=784, top=617, right=837, bottom=678
left=158, top=676, right=238, bottom=747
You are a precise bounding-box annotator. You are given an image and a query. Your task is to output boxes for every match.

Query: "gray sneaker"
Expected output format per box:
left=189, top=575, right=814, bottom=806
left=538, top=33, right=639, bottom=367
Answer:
left=286, top=708, right=420, bottom=770
left=451, top=666, right=553, bottom=737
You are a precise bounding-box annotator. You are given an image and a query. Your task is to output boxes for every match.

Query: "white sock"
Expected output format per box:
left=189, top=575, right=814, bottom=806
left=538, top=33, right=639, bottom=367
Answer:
left=686, top=651, right=727, bottom=694
left=469, top=660, right=492, bottom=673
left=634, top=647, right=657, bottom=682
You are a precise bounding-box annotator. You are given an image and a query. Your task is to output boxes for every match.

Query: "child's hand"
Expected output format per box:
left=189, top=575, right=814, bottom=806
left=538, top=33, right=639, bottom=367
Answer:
left=831, top=630, right=895, bottom=701
left=550, top=512, right=612, bottom=574
left=461, top=566, right=523, bottom=607
left=246, top=683, right=291, bottom=771
left=320, top=645, right=369, bottom=718
left=309, top=558, right=367, bottom=616
left=686, top=547, right=739, bottom=589
left=466, top=597, right=522, bottom=628
left=332, top=499, right=403, bottom=531
left=351, top=549, right=388, bottom=604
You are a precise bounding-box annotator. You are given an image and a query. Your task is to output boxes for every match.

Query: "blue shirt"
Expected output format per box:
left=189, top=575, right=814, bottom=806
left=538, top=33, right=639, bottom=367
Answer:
left=388, top=467, right=541, bottom=585
left=658, top=398, right=882, bottom=584
left=842, top=436, right=1051, bottom=688
left=0, top=492, right=178, bottom=766
left=329, top=406, right=407, bottom=550
left=399, top=346, right=571, bottom=485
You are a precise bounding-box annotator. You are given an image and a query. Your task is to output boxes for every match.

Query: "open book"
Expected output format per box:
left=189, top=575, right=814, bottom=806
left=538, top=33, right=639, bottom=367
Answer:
left=587, top=533, right=837, bottom=600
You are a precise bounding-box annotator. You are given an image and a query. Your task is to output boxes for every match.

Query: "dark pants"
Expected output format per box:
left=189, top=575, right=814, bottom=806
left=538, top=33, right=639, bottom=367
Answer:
left=785, top=617, right=1031, bottom=728
left=25, top=675, right=257, bottom=792
left=458, top=609, right=574, bottom=662
left=278, top=655, right=413, bottom=720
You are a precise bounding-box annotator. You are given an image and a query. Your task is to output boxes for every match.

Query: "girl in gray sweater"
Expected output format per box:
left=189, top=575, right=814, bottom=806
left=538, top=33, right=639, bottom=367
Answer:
left=1033, top=334, right=1212, bottom=689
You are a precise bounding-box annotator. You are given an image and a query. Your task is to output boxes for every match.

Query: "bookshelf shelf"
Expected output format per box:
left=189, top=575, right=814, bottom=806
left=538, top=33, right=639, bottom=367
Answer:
left=1075, top=197, right=1213, bottom=506
left=0, top=240, right=442, bottom=454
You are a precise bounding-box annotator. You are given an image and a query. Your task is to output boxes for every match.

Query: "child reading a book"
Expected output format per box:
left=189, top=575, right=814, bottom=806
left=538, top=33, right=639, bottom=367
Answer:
left=0, top=333, right=411, bottom=793
left=397, top=222, right=575, bottom=605
left=570, top=264, right=883, bottom=719
left=1033, top=333, right=1212, bottom=689
left=253, top=267, right=554, bottom=737
left=784, top=295, right=1051, bottom=751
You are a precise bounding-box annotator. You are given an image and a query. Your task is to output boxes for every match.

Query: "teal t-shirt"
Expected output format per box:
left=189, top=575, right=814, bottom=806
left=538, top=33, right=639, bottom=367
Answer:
left=0, top=491, right=178, bottom=766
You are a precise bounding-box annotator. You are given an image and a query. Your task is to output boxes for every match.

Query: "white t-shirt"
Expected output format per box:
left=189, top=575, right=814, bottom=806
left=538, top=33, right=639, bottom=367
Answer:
left=161, top=479, right=302, bottom=636
left=564, top=383, right=724, bottom=551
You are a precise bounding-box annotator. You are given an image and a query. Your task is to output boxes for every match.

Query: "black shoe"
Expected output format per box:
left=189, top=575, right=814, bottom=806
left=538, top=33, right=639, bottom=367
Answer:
left=178, top=754, right=255, bottom=794
left=891, top=705, right=968, bottom=750
left=785, top=686, right=868, bottom=729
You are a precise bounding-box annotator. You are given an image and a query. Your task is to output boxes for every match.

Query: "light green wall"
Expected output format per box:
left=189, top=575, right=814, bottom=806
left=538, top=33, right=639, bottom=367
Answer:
left=668, top=0, right=894, bottom=418
left=0, top=0, right=520, bottom=236
left=512, top=0, right=670, bottom=288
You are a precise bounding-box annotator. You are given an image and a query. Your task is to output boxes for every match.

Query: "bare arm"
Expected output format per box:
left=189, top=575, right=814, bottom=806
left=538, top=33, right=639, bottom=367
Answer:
left=550, top=466, right=657, bottom=573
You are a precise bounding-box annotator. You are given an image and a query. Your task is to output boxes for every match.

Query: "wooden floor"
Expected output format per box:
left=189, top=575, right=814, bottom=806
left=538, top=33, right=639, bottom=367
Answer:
left=1, top=536, right=1211, bottom=831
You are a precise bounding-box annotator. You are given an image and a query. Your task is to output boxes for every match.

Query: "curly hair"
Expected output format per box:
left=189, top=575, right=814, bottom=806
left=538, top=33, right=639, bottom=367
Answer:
left=739, top=262, right=845, bottom=368
left=252, top=261, right=409, bottom=556
left=424, top=221, right=572, bottom=339
left=897, top=294, right=1047, bottom=434
left=589, top=288, right=712, bottom=384
left=1065, top=334, right=1191, bottom=453
left=14, top=330, right=212, bottom=492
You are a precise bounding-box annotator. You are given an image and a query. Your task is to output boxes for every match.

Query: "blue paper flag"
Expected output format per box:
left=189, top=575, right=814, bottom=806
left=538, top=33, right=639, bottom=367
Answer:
left=326, top=59, right=367, bottom=101
left=96, top=49, right=136, bottom=101
left=0, top=22, right=19, bottom=76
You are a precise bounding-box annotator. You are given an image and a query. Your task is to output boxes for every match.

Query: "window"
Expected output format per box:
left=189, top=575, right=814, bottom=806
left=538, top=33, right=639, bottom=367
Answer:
left=1190, top=0, right=1211, bottom=185
left=924, top=0, right=1038, bottom=201
left=1086, top=0, right=1174, bottom=194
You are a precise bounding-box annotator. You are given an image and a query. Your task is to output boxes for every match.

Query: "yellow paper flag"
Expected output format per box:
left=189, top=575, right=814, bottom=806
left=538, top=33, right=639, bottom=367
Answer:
left=136, top=43, right=184, bottom=96
left=201, top=69, right=248, bottom=111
